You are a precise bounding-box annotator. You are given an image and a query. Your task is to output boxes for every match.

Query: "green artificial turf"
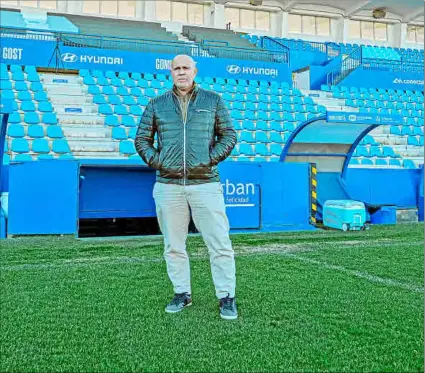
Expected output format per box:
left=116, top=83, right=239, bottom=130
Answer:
left=1, top=224, right=423, bottom=372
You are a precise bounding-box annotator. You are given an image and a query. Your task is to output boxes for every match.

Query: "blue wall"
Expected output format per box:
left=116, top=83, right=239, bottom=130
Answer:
left=6, top=161, right=313, bottom=236
left=290, top=50, right=328, bottom=73
left=340, top=66, right=424, bottom=91
left=309, top=55, right=342, bottom=90
left=345, top=168, right=421, bottom=208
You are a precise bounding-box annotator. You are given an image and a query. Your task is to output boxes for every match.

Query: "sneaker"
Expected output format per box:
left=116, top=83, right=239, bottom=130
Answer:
left=165, top=293, right=192, bottom=313
left=219, top=294, right=238, bottom=320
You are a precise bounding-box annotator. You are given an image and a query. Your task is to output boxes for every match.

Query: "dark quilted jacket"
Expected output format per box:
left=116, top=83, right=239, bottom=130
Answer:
left=135, top=86, right=236, bottom=185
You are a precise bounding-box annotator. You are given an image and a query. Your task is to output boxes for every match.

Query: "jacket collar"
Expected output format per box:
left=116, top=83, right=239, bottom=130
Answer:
left=172, top=83, right=198, bottom=99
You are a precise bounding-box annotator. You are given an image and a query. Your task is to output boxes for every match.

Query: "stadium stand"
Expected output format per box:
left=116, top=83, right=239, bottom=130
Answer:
left=0, top=9, right=78, bottom=33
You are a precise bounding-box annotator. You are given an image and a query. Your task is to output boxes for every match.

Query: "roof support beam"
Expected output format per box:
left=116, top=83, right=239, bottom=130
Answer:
left=344, top=0, right=372, bottom=17
left=404, top=9, right=425, bottom=23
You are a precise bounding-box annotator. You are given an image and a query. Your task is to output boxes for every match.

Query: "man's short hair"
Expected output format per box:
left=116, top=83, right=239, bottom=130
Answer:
left=171, top=55, right=197, bottom=69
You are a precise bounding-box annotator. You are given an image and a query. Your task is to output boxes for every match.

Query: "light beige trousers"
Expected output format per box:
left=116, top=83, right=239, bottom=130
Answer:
left=153, top=182, right=236, bottom=299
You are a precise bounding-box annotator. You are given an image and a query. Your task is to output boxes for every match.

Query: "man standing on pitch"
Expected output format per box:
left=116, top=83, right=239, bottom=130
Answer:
left=135, top=55, right=238, bottom=320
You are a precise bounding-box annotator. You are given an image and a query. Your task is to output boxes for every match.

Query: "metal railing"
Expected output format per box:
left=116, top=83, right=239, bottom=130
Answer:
left=0, top=26, right=288, bottom=64
left=325, top=42, right=342, bottom=60
left=327, top=47, right=362, bottom=86
left=259, top=37, right=291, bottom=64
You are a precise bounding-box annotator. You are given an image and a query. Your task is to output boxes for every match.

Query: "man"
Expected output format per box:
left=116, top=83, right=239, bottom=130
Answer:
left=135, top=55, right=238, bottom=320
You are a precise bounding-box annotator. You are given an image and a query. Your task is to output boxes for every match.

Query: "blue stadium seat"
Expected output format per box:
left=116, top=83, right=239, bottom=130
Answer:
left=1, top=90, right=14, bottom=100
left=15, top=81, right=28, bottom=91
left=24, top=112, right=40, bottom=125
left=256, top=121, right=269, bottom=130
left=32, top=139, right=50, bottom=154
left=92, top=70, right=104, bottom=78
left=256, top=131, right=269, bottom=143
left=255, top=143, right=270, bottom=156
left=117, top=87, right=130, bottom=96
left=30, top=82, right=43, bottom=92
left=145, top=88, right=156, bottom=98
left=11, top=138, right=30, bottom=153
left=137, top=79, right=149, bottom=89
left=111, top=78, right=123, bottom=88
left=270, top=143, right=282, bottom=156
left=389, top=159, right=402, bottom=167
left=270, top=132, right=285, bottom=143
left=130, top=87, right=142, bottom=97
left=115, top=105, right=129, bottom=115
left=122, top=115, right=137, bottom=127
left=240, top=131, right=255, bottom=143
left=156, top=74, right=167, bottom=82
left=15, top=154, right=33, bottom=161
left=88, top=85, right=101, bottom=95
left=17, top=91, right=32, bottom=101
left=239, top=144, right=255, bottom=156
left=369, top=146, right=383, bottom=157
left=46, top=126, right=63, bottom=139
left=94, top=94, right=107, bottom=104
left=349, top=158, right=360, bottom=165
left=123, top=96, right=137, bottom=106
left=112, top=127, right=128, bottom=140
left=130, top=106, right=142, bottom=116
left=7, top=124, right=25, bottom=138
left=42, top=113, right=57, bottom=125
left=407, top=136, right=420, bottom=146
left=102, top=86, right=115, bottom=95
left=106, top=71, right=117, bottom=79
left=361, top=158, right=374, bottom=165
left=390, top=126, right=402, bottom=136
left=99, top=104, right=113, bottom=115
left=79, top=69, right=90, bottom=77
left=21, top=101, right=36, bottom=112
left=12, top=71, right=25, bottom=81
left=105, top=115, right=120, bottom=127
left=37, top=155, right=54, bottom=160
left=8, top=113, right=21, bottom=124
left=108, top=95, right=122, bottom=105
left=375, top=159, right=388, bottom=166
left=120, top=140, right=136, bottom=155
left=34, top=91, right=48, bottom=102
left=131, top=72, right=142, bottom=80
left=128, top=128, right=137, bottom=139
left=27, top=125, right=45, bottom=138
left=38, top=102, right=53, bottom=112
left=403, top=159, right=416, bottom=169
left=0, top=70, right=9, bottom=80
left=52, top=139, right=71, bottom=154
left=242, top=120, right=255, bottom=130
left=97, top=77, right=110, bottom=86
left=83, top=76, right=96, bottom=85
left=357, top=146, right=369, bottom=157
left=270, top=121, right=283, bottom=131
left=27, top=72, right=40, bottom=83
left=144, top=74, right=154, bottom=81
left=137, top=96, right=149, bottom=106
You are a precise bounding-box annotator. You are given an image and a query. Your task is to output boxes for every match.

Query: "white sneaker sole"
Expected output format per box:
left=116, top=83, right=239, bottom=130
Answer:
left=165, top=302, right=192, bottom=313
left=220, top=313, right=238, bottom=320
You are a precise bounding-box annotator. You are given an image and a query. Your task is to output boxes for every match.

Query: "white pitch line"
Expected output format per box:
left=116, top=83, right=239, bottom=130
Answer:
left=2, top=242, right=423, bottom=294
left=281, top=252, right=424, bottom=294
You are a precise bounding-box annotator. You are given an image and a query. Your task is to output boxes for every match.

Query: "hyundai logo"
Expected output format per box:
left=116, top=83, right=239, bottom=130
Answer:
left=226, top=65, right=241, bottom=74
left=348, top=115, right=357, bottom=122
left=61, top=53, right=78, bottom=63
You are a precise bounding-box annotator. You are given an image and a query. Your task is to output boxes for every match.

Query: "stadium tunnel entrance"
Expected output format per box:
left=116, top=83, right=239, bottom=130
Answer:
left=280, top=111, right=403, bottom=221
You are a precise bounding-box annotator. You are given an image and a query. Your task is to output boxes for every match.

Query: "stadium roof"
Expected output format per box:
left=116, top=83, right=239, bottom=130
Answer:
left=223, top=0, right=424, bottom=23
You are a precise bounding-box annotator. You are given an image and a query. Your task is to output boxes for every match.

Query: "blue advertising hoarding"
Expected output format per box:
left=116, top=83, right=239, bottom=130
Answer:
left=327, top=112, right=403, bottom=125
left=339, top=66, right=424, bottom=91
left=0, top=37, right=291, bottom=82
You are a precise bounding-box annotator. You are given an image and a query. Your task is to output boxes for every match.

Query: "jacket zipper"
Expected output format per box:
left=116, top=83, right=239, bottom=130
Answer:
left=174, top=91, right=195, bottom=186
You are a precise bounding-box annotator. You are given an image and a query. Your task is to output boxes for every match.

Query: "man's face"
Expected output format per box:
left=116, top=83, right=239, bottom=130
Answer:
left=171, top=56, right=197, bottom=90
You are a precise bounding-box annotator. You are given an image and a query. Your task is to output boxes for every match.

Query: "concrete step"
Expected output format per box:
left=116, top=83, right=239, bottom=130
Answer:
left=44, top=85, right=85, bottom=96
left=58, top=114, right=104, bottom=125
left=54, top=104, right=98, bottom=114
left=62, top=127, right=111, bottom=139
left=68, top=140, right=118, bottom=152
left=72, top=152, right=124, bottom=158
left=48, top=94, right=93, bottom=105
left=41, top=74, right=80, bottom=85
